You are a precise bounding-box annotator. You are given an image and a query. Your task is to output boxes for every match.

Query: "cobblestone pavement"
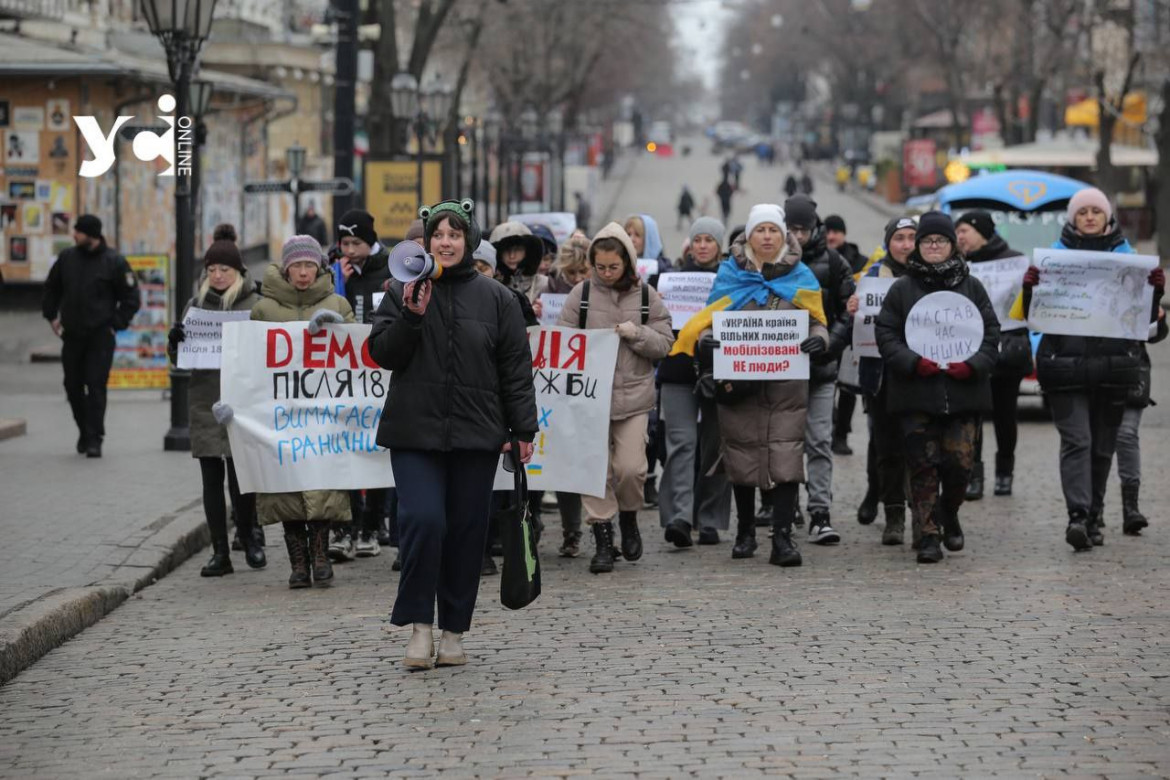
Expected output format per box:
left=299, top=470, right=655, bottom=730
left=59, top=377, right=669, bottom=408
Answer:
left=2, top=145, right=1170, bottom=777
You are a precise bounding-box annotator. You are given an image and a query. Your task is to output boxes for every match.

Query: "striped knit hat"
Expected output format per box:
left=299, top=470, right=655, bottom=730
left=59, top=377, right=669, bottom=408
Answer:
left=281, top=234, right=324, bottom=271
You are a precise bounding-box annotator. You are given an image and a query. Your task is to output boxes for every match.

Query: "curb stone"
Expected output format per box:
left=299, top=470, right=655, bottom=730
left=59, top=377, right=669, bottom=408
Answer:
left=0, top=499, right=208, bottom=684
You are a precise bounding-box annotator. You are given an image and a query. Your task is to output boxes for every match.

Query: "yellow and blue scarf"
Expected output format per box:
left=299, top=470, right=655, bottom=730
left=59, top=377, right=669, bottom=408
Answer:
left=670, top=257, right=826, bottom=357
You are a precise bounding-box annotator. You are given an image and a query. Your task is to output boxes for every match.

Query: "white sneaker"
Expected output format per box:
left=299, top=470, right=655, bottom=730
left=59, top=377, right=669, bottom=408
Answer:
left=808, top=514, right=841, bottom=545
left=403, top=623, right=434, bottom=670
left=327, top=531, right=355, bottom=562
left=436, top=630, right=467, bottom=667
left=354, top=531, right=381, bottom=558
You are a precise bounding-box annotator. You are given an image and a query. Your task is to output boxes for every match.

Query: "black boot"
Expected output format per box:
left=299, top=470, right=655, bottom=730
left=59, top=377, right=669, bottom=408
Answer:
left=857, top=484, right=879, bottom=525
left=643, top=476, right=659, bottom=508
left=881, top=505, right=905, bottom=546
left=994, top=453, right=1014, bottom=496
left=831, top=435, right=853, bottom=456
left=235, top=513, right=267, bottom=570
left=308, top=524, right=334, bottom=586
left=1065, top=509, right=1093, bottom=552
left=589, top=522, right=616, bottom=573
left=769, top=525, right=802, bottom=567
left=200, top=540, right=233, bottom=577
left=664, top=519, right=693, bottom=548
left=1122, top=482, right=1149, bottom=535
left=618, top=511, right=643, bottom=561
left=965, top=462, right=984, bottom=501
left=940, top=507, right=964, bottom=552
left=916, top=534, right=944, bottom=563
left=1087, top=509, right=1105, bottom=547
left=731, top=514, right=757, bottom=559
left=284, top=529, right=311, bottom=588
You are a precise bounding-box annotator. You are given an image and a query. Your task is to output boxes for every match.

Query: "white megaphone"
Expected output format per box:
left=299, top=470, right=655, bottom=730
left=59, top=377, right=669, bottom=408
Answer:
left=388, top=240, right=444, bottom=302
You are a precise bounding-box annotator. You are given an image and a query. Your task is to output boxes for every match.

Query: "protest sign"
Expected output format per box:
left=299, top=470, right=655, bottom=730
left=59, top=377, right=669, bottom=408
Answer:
left=525, top=326, right=620, bottom=497
left=1026, top=248, right=1157, bottom=341
left=712, top=310, right=809, bottom=381
left=221, top=322, right=619, bottom=497
left=177, top=308, right=252, bottom=369
left=538, top=293, right=567, bottom=327
left=636, top=259, right=659, bottom=282
left=852, top=277, right=896, bottom=358
left=905, top=290, right=985, bottom=366
left=221, top=322, right=393, bottom=493
left=967, top=255, right=1029, bottom=331
left=657, top=272, right=717, bottom=330
left=506, top=212, right=577, bottom=244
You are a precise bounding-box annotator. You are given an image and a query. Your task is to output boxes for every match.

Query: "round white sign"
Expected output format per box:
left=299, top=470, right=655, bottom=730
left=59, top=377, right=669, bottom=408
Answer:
left=904, top=290, right=984, bottom=367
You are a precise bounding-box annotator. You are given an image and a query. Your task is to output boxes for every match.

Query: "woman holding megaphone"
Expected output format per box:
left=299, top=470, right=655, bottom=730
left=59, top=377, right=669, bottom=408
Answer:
left=369, top=199, right=538, bottom=670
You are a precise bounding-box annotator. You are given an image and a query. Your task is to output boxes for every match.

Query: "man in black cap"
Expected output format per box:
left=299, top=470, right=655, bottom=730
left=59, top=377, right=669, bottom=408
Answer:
left=784, top=194, right=856, bottom=546
left=333, top=208, right=395, bottom=562
left=42, top=214, right=141, bottom=457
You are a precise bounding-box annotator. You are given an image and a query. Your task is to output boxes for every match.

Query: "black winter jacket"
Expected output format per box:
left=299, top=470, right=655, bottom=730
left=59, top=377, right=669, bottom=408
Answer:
left=802, top=229, right=856, bottom=384
left=657, top=253, right=722, bottom=386
left=343, top=246, right=391, bottom=324
left=369, top=258, right=538, bottom=451
left=42, top=240, right=141, bottom=335
left=1033, top=224, right=1151, bottom=395
left=875, top=254, right=1000, bottom=416
left=965, top=235, right=1033, bottom=377
left=836, top=241, right=867, bottom=274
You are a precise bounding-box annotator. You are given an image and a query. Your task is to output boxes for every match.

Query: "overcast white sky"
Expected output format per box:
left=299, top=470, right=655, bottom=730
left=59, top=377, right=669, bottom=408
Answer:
left=672, top=0, right=731, bottom=89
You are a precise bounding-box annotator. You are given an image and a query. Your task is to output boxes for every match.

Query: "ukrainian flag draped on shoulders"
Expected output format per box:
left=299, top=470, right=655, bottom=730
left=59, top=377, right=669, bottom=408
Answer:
left=670, top=256, right=826, bottom=357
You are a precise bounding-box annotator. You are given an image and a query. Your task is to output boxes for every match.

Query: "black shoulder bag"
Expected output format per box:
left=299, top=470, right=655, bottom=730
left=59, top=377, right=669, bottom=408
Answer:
left=499, top=440, right=541, bottom=610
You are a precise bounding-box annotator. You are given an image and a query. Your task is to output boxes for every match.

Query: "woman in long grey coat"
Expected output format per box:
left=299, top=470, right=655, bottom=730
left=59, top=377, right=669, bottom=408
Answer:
left=166, top=236, right=264, bottom=577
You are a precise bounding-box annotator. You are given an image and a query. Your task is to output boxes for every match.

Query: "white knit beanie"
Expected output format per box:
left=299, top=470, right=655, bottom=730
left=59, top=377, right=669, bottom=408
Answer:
left=745, top=203, right=787, bottom=241
left=1067, top=187, right=1112, bottom=224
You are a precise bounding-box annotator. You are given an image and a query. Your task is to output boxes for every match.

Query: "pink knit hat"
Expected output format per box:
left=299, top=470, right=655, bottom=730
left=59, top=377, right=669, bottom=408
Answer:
left=1067, top=187, right=1112, bottom=224
left=281, top=234, right=324, bottom=271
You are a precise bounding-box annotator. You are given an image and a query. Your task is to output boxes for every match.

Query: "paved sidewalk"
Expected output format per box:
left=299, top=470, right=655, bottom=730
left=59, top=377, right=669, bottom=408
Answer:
left=0, top=308, right=207, bottom=682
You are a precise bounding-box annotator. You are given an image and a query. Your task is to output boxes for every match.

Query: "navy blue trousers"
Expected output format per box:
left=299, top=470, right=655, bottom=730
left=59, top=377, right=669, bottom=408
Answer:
left=390, top=449, right=499, bottom=632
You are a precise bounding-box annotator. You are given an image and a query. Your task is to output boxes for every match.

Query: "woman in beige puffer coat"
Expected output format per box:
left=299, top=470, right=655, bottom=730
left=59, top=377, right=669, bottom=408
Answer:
left=557, top=222, right=674, bottom=574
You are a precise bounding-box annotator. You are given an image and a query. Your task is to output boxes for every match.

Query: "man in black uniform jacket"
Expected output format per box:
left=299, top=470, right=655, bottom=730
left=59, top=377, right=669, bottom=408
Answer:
left=42, top=214, right=141, bottom=458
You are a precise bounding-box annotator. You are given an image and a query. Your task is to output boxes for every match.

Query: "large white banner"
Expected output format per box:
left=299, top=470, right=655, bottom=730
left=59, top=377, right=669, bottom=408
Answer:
left=177, top=308, right=252, bottom=370
left=712, top=310, right=809, bottom=380
left=1026, top=248, right=1157, bottom=341
left=967, top=255, right=1029, bottom=331
left=852, top=277, right=896, bottom=358
left=527, top=326, right=620, bottom=497
left=220, top=322, right=619, bottom=497
left=657, top=272, right=716, bottom=330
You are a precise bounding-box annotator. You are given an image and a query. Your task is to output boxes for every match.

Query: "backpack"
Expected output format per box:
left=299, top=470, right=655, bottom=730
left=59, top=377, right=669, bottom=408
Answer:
left=577, top=280, right=649, bottom=329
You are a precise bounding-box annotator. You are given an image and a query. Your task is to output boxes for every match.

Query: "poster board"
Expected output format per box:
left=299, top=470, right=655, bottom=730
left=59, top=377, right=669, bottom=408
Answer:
left=109, top=254, right=170, bottom=389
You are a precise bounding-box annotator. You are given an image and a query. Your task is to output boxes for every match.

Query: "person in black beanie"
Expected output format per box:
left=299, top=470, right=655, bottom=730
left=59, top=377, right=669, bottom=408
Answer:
left=823, top=213, right=866, bottom=457
left=955, top=210, right=1031, bottom=499
left=875, top=212, right=999, bottom=563
left=331, top=208, right=396, bottom=563
left=42, top=214, right=141, bottom=458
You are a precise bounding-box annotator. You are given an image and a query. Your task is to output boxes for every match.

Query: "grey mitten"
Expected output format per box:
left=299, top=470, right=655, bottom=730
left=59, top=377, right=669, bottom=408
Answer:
left=308, top=308, right=345, bottom=335
left=211, top=400, right=234, bottom=425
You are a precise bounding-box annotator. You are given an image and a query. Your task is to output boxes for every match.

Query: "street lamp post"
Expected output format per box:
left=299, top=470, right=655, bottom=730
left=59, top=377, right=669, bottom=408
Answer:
left=548, top=108, right=564, bottom=211
left=286, top=141, right=306, bottom=227
left=186, top=79, right=213, bottom=244
left=390, top=74, right=453, bottom=211
left=141, top=0, right=219, bottom=453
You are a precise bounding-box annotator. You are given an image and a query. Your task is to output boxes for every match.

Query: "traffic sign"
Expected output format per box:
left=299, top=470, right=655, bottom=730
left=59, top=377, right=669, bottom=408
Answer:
left=244, top=180, right=292, bottom=194
left=299, top=178, right=355, bottom=195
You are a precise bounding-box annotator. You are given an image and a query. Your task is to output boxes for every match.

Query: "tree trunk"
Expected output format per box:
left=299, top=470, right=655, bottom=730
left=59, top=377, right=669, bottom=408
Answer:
left=368, top=0, right=402, bottom=157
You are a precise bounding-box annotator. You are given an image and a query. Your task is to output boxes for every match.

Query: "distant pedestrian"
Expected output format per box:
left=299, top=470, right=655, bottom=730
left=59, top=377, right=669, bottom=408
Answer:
left=574, top=192, right=592, bottom=236
left=249, top=236, right=355, bottom=588
left=800, top=170, right=814, bottom=196
left=296, top=202, right=328, bottom=247
left=369, top=200, right=537, bottom=670
left=166, top=236, right=265, bottom=577
left=677, top=186, right=695, bottom=230
left=41, top=214, right=141, bottom=458
left=823, top=215, right=865, bottom=457
left=716, top=178, right=734, bottom=224
left=784, top=173, right=799, bottom=199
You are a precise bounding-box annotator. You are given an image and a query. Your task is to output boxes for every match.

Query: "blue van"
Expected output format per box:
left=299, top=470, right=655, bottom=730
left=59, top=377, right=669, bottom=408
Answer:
left=923, top=170, right=1088, bottom=258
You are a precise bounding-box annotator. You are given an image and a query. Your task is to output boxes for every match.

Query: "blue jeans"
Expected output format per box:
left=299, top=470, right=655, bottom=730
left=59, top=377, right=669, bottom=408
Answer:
left=390, top=449, right=500, bottom=633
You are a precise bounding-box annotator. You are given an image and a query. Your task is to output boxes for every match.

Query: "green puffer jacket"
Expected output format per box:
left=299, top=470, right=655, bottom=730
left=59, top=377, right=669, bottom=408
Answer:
left=169, top=282, right=261, bottom=459
left=251, top=262, right=355, bottom=526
